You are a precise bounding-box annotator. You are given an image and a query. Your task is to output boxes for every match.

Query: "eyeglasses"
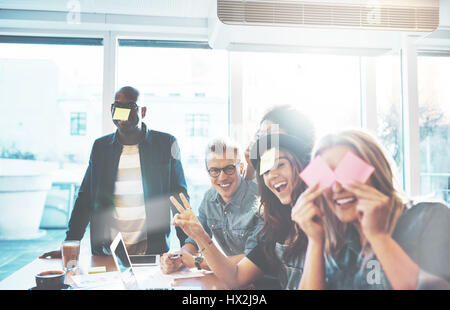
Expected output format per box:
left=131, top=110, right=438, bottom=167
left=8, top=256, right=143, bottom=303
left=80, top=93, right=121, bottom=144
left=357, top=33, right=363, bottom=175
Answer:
left=111, top=102, right=138, bottom=110
left=207, top=164, right=238, bottom=178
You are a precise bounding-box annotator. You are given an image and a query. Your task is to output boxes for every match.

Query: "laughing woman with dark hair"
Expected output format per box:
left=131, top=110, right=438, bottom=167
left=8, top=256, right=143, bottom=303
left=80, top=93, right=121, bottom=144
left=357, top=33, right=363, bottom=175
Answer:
left=169, top=116, right=315, bottom=290
left=246, top=133, right=314, bottom=289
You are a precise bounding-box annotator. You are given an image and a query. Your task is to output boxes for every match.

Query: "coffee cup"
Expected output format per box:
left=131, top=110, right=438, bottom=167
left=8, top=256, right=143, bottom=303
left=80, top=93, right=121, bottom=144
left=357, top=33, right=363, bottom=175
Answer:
left=35, top=270, right=65, bottom=290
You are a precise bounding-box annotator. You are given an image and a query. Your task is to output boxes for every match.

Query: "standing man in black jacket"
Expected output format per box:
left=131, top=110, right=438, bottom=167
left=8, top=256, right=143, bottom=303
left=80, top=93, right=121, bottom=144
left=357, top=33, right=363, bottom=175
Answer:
left=40, top=86, right=188, bottom=257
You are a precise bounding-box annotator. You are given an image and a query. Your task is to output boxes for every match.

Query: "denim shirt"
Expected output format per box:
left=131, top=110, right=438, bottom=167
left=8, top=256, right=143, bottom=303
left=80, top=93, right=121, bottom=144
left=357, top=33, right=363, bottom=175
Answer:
left=325, top=201, right=450, bottom=290
left=185, top=177, right=263, bottom=256
left=275, top=242, right=305, bottom=290
left=324, top=225, right=391, bottom=290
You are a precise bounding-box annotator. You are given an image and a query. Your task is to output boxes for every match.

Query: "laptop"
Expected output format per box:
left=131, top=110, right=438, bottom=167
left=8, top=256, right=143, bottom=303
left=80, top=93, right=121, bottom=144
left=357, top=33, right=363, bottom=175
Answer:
left=109, top=232, right=200, bottom=290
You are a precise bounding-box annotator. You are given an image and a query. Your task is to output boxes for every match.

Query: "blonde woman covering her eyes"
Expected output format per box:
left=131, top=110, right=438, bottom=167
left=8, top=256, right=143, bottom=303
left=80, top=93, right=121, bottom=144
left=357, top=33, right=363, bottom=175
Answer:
left=295, top=130, right=450, bottom=290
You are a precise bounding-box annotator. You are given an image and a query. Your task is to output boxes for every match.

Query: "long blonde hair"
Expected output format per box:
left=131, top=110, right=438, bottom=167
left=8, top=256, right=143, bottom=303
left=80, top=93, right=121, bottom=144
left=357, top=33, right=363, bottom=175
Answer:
left=313, top=130, right=408, bottom=257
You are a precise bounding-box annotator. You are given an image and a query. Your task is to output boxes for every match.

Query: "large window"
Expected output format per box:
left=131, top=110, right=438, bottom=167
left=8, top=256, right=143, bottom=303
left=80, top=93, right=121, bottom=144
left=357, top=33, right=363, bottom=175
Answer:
left=375, top=53, right=404, bottom=186
left=418, top=55, right=450, bottom=203
left=0, top=39, right=103, bottom=170
left=117, top=41, right=229, bottom=212
left=0, top=37, right=103, bottom=242
left=237, top=52, right=361, bottom=144
left=1, top=35, right=448, bottom=246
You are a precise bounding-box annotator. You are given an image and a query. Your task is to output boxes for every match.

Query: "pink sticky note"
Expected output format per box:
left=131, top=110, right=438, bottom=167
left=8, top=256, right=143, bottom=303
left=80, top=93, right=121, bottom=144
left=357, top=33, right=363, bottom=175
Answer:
left=299, top=155, right=336, bottom=188
left=334, top=151, right=375, bottom=185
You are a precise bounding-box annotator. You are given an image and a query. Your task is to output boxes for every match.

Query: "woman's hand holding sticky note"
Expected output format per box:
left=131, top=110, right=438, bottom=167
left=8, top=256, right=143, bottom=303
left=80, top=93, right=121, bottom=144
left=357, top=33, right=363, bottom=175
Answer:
left=299, top=151, right=375, bottom=188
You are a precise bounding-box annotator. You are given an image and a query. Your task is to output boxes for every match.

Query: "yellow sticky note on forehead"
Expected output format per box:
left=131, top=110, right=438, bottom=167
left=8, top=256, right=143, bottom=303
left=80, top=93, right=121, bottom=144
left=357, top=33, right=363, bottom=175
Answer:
left=260, top=148, right=276, bottom=175
left=113, top=108, right=131, bottom=121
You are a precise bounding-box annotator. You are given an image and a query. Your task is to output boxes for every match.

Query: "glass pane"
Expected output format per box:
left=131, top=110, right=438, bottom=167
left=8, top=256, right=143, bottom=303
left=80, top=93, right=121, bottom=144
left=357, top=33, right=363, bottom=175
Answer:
left=117, top=46, right=229, bottom=211
left=0, top=43, right=103, bottom=240
left=238, top=52, right=361, bottom=143
left=375, top=53, right=404, bottom=186
left=418, top=55, right=450, bottom=204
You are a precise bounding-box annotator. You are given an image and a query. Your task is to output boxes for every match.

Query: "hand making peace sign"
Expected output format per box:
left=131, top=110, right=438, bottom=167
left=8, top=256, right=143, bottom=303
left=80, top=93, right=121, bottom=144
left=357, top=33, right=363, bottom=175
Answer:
left=169, top=193, right=207, bottom=240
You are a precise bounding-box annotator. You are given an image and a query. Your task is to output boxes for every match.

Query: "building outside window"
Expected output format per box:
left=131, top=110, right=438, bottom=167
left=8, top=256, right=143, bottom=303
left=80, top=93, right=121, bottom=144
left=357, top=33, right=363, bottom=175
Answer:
left=185, top=113, right=210, bottom=137
left=70, top=112, right=87, bottom=136
left=0, top=38, right=103, bottom=166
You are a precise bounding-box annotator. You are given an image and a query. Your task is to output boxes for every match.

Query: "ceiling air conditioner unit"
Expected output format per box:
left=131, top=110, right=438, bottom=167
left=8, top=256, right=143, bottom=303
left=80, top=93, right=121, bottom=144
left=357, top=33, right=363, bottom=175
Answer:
left=208, top=0, right=440, bottom=53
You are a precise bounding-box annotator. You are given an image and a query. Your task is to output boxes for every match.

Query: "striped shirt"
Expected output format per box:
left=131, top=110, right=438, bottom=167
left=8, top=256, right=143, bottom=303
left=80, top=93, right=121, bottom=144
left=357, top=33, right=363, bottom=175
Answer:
left=111, top=144, right=147, bottom=255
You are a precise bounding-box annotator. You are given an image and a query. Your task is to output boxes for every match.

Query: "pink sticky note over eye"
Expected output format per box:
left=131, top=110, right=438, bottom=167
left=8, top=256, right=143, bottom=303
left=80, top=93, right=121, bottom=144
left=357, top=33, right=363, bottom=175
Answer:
left=299, top=155, right=336, bottom=188
left=334, top=151, right=375, bottom=185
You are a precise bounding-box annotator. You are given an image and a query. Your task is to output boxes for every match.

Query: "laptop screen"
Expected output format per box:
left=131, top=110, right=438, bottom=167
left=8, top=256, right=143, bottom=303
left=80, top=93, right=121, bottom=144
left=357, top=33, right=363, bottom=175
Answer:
left=110, top=233, right=138, bottom=289
left=113, top=236, right=132, bottom=273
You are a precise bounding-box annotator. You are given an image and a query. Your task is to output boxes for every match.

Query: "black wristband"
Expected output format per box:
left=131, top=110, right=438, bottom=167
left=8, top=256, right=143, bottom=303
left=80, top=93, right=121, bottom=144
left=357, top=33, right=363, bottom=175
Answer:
left=194, top=256, right=204, bottom=270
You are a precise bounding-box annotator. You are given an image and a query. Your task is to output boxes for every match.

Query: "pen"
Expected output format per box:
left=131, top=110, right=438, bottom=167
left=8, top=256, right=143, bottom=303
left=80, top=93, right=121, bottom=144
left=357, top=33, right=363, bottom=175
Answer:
left=169, top=254, right=183, bottom=260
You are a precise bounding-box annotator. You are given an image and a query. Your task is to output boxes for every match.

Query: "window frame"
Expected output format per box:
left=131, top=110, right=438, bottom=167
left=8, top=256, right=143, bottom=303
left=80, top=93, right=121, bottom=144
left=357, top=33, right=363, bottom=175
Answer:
left=2, top=29, right=449, bottom=198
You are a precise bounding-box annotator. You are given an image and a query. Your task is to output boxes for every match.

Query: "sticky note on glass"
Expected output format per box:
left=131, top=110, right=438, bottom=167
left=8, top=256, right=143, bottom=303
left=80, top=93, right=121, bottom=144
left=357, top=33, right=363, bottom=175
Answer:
left=260, top=148, right=277, bottom=175
left=299, top=155, right=336, bottom=188
left=113, top=108, right=131, bottom=121
left=334, top=151, right=375, bottom=185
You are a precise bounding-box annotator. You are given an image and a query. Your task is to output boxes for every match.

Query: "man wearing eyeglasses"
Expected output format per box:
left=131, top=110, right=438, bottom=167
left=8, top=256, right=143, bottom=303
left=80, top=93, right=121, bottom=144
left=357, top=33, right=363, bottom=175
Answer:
left=40, top=86, right=188, bottom=258
left=160, top=139, right=263, bottom=273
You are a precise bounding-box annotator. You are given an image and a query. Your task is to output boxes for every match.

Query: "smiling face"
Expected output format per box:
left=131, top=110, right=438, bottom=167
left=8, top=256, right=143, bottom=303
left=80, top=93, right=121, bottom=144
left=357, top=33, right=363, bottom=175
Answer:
left=206, top=153, right=241, bottom=204
left=321, top=145, right=367, bottom=223
left=262, top=150, right=298, bottom=206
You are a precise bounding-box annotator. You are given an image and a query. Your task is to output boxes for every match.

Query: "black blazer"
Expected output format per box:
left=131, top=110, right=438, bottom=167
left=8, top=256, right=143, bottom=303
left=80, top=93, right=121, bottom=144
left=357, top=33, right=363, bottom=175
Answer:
left=65, top=123, right=188, bottom=255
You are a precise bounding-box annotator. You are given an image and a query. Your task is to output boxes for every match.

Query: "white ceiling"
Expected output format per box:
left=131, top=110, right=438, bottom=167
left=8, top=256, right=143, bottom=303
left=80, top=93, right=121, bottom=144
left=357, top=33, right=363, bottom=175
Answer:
left=0, top=0, right=448, bottom=50
left=0, top=0, right=212, bottom=18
